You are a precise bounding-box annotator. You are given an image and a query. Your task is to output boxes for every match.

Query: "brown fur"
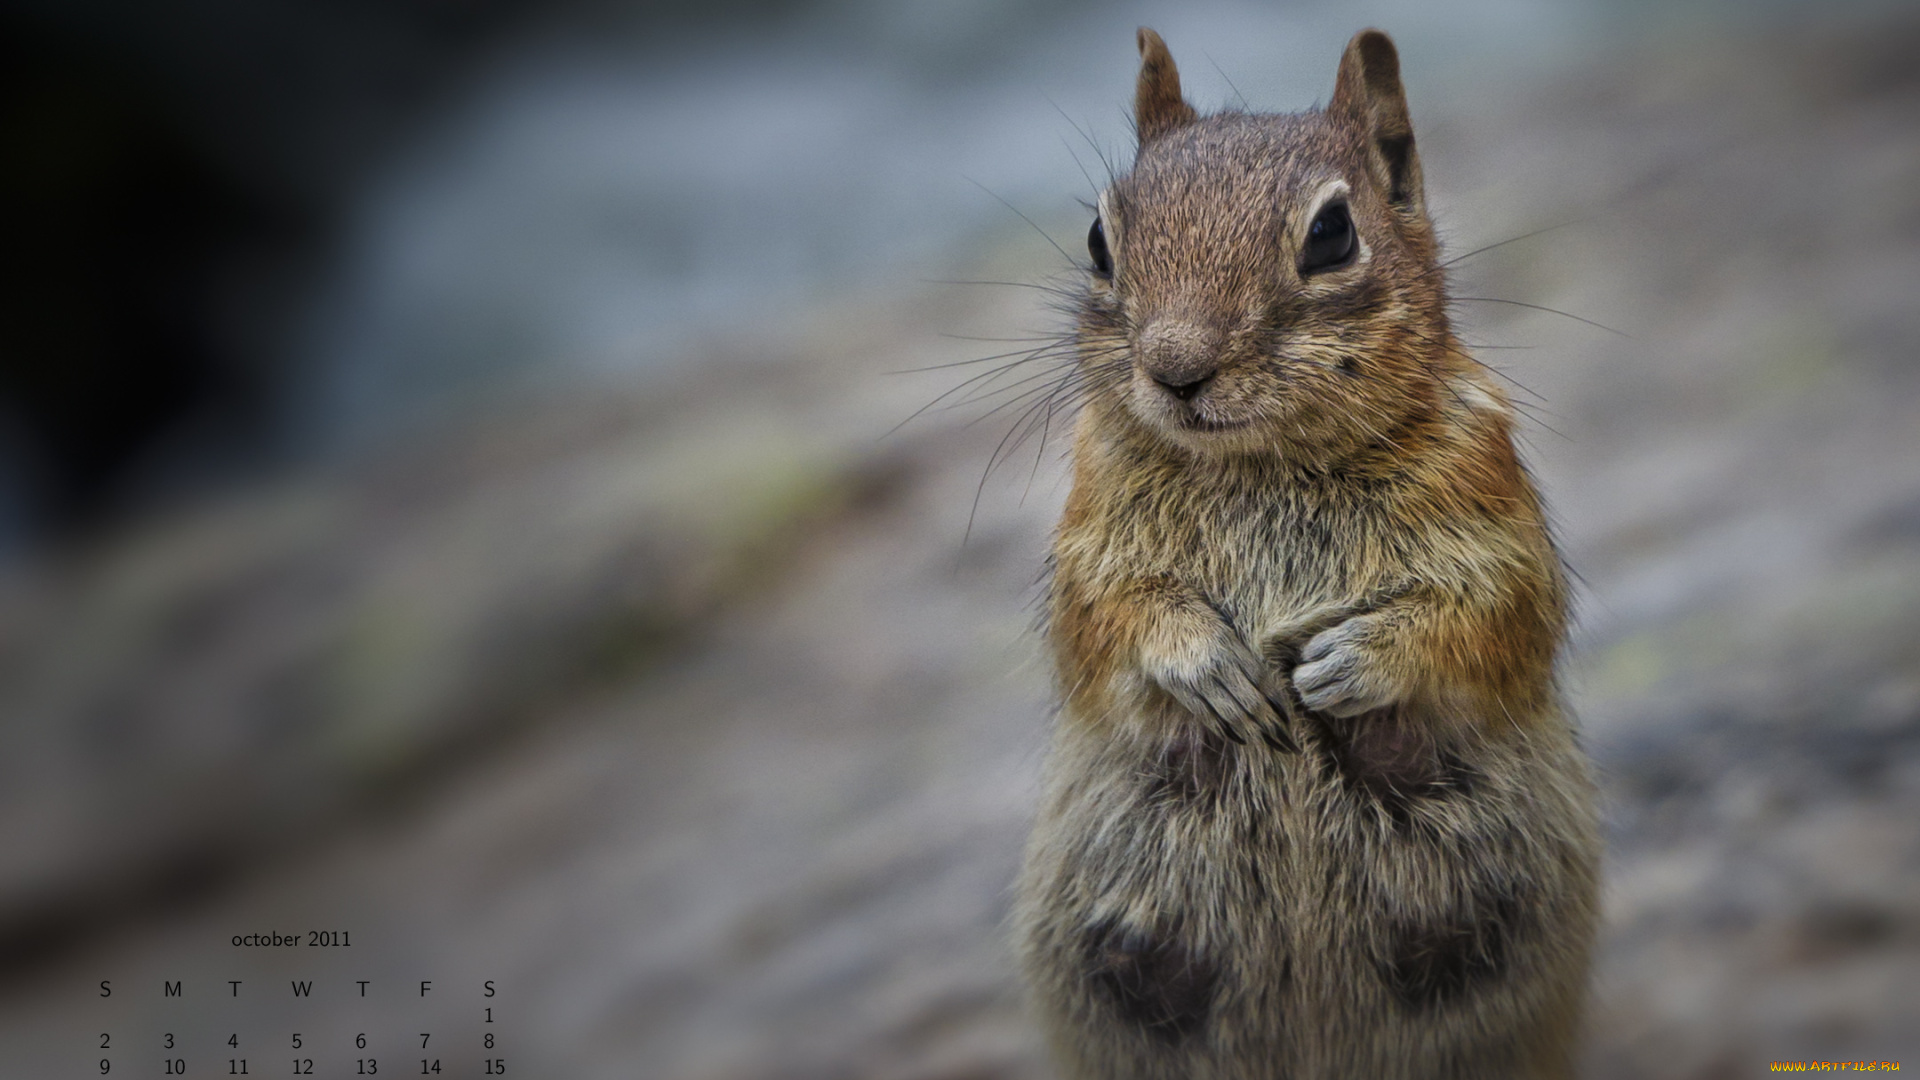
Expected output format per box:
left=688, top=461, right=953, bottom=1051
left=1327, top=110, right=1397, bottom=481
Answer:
left=1014, top=28, right=1601, bottom=1079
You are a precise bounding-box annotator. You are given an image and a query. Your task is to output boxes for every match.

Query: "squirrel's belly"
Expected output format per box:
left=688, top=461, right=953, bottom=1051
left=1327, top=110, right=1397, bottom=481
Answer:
left=1015, top=711, right=1599, bottom=1080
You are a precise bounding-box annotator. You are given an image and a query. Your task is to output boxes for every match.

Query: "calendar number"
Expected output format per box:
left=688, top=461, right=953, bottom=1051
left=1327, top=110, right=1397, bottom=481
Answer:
left=88, top=971, right=507, bottom=1074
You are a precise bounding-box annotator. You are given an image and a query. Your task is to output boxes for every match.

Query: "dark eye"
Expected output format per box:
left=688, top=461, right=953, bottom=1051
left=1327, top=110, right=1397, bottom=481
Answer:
left=1088, top=215, right=1113, bottom=278
left=1300, top=201, right=1356, bottom=274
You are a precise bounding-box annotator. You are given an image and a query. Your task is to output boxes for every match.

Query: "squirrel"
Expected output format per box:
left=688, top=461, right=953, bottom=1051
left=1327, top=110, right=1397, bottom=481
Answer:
left=1012, top=27, right=1601, bottom=1080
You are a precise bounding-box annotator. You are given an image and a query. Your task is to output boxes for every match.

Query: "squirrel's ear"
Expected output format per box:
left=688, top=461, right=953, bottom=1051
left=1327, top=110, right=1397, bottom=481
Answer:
left=1330, top=29, right=1424, bottom=212
left=1135, top=27, right=1197, bottom=144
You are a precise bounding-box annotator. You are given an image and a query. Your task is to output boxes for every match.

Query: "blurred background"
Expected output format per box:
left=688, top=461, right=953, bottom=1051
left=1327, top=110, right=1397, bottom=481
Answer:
left=1, top=0, right=1916, bottom=1075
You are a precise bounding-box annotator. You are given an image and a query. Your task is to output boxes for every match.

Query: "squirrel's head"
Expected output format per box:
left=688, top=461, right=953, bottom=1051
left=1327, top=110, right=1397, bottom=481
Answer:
left=1079, top=28, right=1455, bottom=462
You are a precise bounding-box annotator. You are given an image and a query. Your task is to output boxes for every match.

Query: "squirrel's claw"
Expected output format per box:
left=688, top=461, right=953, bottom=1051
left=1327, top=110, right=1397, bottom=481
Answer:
left=1158, top=664, right=1301, bottom=751
left=1205, top=700, right=1250, bottom=746
left=1164, top=676, right=1248, bottom=745
left=1259, top=691, right=1301, bottom=753
left=1141, top=619, right=1302, bottom=751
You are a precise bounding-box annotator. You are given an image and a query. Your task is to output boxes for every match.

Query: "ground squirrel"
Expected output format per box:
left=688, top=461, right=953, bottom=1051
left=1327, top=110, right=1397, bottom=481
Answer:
left=1013, top=28, right=1601, bottom=1079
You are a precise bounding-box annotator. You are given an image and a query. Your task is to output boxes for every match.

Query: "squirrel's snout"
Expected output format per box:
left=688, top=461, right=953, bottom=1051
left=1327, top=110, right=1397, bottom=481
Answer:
left=1138, top=319, right=1222, bottom=403
left=1152, top=372, right=1213, bottom=402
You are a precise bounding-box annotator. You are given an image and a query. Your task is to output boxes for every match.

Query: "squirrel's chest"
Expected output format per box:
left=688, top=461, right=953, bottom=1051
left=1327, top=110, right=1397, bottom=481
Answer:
left=1070, top=475, right=1387, bottom=614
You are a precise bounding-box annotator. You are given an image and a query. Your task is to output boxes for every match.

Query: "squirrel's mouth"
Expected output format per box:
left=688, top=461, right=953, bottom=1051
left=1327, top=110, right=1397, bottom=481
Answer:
left=1181, top=411, right=1250, bottom=433
left=1126, top=371, right=1256, bottom=439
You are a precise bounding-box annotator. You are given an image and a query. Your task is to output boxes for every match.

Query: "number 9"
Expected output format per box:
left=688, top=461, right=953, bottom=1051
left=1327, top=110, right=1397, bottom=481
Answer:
left=100, top=1061, right=111, bottom=1075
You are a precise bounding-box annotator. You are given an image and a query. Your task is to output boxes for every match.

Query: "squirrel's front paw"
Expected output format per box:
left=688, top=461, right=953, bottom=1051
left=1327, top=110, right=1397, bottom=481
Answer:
left=1141, top=632, right=1296, bottom=751
left=1294, top=616, right=1405, bottom=718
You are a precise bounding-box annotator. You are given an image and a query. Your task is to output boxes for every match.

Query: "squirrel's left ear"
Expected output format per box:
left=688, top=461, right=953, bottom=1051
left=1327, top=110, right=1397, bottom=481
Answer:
left=1134, top=28, right=1197, bottom=144
left=1330, top=29, right=1424, bottom=214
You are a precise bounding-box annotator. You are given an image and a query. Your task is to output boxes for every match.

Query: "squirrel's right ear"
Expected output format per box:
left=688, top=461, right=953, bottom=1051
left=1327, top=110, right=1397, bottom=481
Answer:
left=1134, top=28, right=1197, bottom=144
left=1330, top=29, right=1425, bottom=214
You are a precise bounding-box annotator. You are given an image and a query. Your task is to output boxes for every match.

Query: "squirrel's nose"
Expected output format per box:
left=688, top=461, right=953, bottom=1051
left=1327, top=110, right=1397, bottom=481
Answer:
left=1138, top=318, right=1222, bottom=402
left=1153, top=373, right=1214, bottom=401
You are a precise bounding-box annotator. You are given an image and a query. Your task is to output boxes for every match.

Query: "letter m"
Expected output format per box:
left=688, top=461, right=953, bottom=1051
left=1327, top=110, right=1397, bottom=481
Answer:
left=165, top=981, right=182, bottom=997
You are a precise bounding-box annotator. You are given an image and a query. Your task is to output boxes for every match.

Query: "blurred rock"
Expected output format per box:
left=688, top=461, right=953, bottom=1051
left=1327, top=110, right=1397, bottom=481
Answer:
left=0, top=327, right=910, bottom=967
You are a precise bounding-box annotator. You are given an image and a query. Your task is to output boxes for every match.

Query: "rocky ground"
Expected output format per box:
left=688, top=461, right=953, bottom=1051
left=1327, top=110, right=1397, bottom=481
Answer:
left=1, top=14, right=1916, bottom=1078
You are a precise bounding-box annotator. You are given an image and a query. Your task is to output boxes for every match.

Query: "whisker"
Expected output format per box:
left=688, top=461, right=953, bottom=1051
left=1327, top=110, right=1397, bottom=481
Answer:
left=1047, top=97, right=1118, bottom=187
left=969, top=375, right=1077, bottom=543
left=891, top=340, right=1078, bottom=374
left=963, top=177, right=1078, bottom=268
left=937, top=332, right=1078, bottom=344
left=922, top=278, right=1081, bottom=297
left=884, top=346, right=1078, bottom=438
left=1451, top=297, right=1629, bottom=338
left=1204, top=51, right=1251, bottom=112
left=1060, top=136, right=1102, bottom=203
left=1440, top=217, right=1594, bottom=269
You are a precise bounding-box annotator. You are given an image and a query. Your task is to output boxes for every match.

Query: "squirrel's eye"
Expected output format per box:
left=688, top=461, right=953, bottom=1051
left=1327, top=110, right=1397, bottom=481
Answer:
left=1300, top=201, right=1356, bottom=274
left=1088, top=216, right=1113, bottom=278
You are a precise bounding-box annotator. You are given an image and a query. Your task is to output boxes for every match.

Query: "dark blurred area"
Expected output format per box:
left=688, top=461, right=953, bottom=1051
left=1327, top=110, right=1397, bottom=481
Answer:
left=0, top=0, right=1110, bottom=544
left=0, top=1, right=1915, bottom=1076
left=0, top=0, right=592, bottom=539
